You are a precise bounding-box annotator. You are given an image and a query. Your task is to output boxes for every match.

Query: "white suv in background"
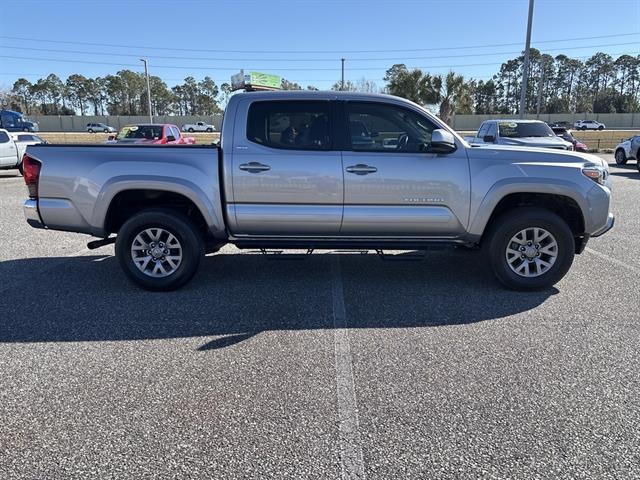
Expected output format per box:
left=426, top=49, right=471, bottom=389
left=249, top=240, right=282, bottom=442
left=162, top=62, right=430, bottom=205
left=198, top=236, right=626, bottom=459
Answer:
left=574, top=119, right=605, bottom=130
left=614, top=135, right=640, bottom=171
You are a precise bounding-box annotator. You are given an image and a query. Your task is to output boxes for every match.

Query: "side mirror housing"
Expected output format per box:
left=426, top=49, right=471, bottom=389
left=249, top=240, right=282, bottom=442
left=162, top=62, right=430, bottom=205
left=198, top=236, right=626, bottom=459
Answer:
left=483, top=135, right=495, bottom=143
left=430, top=129, right=457, bottom=154
left=166, top=135, right=176, bottom=142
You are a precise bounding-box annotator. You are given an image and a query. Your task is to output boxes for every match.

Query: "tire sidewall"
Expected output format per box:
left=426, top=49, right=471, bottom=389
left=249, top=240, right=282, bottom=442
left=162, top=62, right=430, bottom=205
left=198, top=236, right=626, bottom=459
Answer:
left=486, top=209, right=574, bottom=290
left=115, top=210, right=203, bottom=291
left=615, top=149, right=627, bottom=165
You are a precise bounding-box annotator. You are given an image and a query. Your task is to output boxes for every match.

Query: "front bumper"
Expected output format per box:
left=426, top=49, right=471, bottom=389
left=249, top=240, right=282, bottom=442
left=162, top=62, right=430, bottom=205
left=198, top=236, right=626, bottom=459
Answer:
left=23, top=199, right=45, bottom=229
left=592, top=213, right=615, bottom=237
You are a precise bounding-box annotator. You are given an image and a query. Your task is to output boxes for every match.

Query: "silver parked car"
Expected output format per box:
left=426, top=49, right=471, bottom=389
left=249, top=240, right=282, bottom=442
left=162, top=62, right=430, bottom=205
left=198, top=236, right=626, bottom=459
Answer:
left=22, top=91, right=613, bottom=291
left=86, top=123, right=116, bottom=133
left=470, top=119, right=573, bottom=150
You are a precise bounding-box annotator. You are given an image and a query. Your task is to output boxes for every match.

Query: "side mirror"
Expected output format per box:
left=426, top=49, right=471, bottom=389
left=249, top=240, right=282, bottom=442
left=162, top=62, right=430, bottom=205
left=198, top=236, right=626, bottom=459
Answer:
left=430, top=129, right=456, bottom=154
left=483, top=135, right=495, bottom=143
left=166, top=135, right=176, bottom=142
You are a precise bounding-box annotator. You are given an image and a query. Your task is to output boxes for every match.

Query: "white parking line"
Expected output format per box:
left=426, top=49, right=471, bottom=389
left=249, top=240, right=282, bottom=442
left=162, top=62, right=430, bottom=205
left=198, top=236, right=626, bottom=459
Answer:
left=585, top=247, right=640, bottom=275
left=331, top=256, right=367, bottom=480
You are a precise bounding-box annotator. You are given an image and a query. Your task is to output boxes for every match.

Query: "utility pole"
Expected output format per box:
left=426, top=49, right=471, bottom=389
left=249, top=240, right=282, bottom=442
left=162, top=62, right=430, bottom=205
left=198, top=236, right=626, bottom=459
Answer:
left=341, top=58, right=345, bottom=91
left=536, top=69, right=544, bottom=118
left=519, top=0, right=534, bottom=118
left=140, top=58, right=153, bottom=123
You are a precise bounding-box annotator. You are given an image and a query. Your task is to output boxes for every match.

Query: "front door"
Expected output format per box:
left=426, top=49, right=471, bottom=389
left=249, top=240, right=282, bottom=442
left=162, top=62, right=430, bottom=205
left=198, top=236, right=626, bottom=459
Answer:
left=340, top=101, right=470, bottom=237
left=229, top=99, right=343, bottom=236
left=0, top=131, right=17, bottom=167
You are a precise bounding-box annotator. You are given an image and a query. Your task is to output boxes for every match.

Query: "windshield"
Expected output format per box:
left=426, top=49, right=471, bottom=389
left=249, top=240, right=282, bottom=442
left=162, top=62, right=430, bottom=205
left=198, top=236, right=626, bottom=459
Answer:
left=498, top=122, right=555, bottom=138
left=117, top=125, right=163, bottom=141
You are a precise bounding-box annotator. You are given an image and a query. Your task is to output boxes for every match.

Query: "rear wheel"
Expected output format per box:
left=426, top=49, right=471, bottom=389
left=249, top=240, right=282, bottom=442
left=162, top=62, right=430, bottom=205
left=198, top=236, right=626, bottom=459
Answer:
left=115, top=210, right=204, bottom=291
left=206, top=128, right=213, bottom=132
left=484, top=208, right=574, bottom=290
left=615, top=149, right=628, bottom=165
left=104, top=128, right=109, bottom=133
left=88, top=129, right=94, bottom=133
left=598, top=125, right=604, bottom=130
left=188, top=128, right=194, bottom=132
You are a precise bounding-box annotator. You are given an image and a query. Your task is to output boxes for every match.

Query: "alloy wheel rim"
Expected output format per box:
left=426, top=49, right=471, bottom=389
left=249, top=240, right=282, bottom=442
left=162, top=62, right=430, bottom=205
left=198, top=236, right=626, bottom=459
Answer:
left=130, top=227, right=183, bottom=278
left=505, top=227, right=558, bottom=278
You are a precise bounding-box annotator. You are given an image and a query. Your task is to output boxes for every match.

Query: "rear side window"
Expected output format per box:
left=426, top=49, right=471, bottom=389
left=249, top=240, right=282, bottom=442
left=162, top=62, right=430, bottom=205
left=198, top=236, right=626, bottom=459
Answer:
left=0, top=131, right=10, bottom=143
left=17, top=134, right=32, bottom=141
left=247, top=101, right=332, bottom=150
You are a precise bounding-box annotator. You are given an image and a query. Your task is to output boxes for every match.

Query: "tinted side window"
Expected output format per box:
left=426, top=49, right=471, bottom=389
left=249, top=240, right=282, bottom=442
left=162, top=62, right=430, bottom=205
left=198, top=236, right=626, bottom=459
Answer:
left=1, top=113, right=16, bottom=128
left=17, top=134, right=32, bottom=141
left=171, top=126, right=181, bottom=139
left=346, top=102, right=436, bottom=153
left=247, top=101, right=331, bottom=150
left=476, top=123, right=489, bottom=139
left=0, top=131, right=10, bottom=143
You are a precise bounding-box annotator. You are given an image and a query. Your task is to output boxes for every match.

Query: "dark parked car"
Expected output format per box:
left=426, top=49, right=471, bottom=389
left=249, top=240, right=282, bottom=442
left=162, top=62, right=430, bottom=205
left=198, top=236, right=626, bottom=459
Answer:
left=552, top=127, right=588, bottom=153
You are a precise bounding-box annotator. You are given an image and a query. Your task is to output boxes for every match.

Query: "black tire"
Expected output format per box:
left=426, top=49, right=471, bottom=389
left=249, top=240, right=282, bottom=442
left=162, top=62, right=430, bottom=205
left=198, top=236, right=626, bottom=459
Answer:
left=580, top=126, right=587, bottom=131
left=88, top=129, right=94, bottom=133
left=188, top=128, right=194, bottom=132
left=598, top=125, right=604, bottom=130
left=615, top=149, right=628, bottom=165
left=115, top=209, right=204, bottom=291
left=104, top=128, right=109, bottom=133
left=483, top=208, right=575, bottom=290
left=206, top=128, right=213, bottom=132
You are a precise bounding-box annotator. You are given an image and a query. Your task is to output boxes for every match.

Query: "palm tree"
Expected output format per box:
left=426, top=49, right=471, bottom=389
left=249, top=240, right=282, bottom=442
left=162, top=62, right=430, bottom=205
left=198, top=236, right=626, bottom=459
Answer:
left=433, top=72, right=473, bottom=125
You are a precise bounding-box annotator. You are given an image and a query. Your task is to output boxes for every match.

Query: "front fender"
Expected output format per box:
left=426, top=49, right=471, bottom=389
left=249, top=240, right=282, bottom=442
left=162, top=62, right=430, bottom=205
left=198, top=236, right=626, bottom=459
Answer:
left=468, top=177, right=590, bottom=237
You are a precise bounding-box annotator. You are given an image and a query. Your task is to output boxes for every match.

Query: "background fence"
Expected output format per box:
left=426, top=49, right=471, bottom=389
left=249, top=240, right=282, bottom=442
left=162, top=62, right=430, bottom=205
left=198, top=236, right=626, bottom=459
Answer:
left=451, top=113, right=640, bottom=130
left=28, top=114, right=224, bottom=132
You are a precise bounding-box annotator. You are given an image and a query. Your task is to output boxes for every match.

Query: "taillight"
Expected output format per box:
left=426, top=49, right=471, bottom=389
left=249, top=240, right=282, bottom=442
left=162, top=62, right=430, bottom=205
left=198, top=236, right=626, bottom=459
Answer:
left=22, top=154, right=41, bottom=198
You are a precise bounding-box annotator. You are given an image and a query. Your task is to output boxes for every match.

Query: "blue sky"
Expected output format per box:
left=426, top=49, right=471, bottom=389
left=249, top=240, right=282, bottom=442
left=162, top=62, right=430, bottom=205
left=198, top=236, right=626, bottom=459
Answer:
left=0, top=0, right=638, bottom=91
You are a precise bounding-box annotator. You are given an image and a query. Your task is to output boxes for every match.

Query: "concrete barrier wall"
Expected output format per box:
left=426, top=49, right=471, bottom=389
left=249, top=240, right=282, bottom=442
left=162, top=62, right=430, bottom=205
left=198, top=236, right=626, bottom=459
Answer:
left=452, top=113, right=640, bottom=130
left=28, top=112, right=640, bottom=132
left=29, top=114, right=224, bottom=132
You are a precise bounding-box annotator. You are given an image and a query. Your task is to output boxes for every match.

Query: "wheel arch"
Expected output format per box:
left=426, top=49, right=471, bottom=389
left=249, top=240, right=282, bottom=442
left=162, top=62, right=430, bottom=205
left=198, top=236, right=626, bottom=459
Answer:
left=94, top=178, right=224, bottom=238
left=470, top=183, right=588, bottom=249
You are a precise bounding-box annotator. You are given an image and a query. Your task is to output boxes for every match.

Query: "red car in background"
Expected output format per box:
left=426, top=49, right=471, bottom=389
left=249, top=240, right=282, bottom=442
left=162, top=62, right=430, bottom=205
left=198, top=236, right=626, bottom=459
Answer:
left=109, top=124, right=196, bottom=145
left=552, top=127, right=588, bottom=152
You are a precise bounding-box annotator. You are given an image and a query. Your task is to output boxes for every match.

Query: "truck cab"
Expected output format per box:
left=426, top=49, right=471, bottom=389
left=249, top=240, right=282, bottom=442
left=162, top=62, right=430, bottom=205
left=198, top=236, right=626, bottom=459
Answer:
left=0, top=110, right=39, bottom=132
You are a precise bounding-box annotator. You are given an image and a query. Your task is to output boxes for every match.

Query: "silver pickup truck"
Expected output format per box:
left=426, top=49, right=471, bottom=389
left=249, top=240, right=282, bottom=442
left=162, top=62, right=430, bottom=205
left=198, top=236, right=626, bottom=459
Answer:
left=22, top=91, right=614, bottom=291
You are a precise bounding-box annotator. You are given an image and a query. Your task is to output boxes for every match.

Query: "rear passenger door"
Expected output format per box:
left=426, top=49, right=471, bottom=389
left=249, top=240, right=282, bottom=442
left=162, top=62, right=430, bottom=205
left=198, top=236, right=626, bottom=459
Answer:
left=228, top=99, right=343, bottom=236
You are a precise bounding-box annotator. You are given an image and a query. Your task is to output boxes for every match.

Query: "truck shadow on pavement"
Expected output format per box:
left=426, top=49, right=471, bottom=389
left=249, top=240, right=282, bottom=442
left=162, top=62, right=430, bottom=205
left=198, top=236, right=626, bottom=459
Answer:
left=0, top=250, right=557, bottom=350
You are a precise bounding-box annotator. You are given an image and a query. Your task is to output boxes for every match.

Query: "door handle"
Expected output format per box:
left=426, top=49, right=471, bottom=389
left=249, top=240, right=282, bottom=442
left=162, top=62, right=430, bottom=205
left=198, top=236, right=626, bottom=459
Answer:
left=239, top=162, right=271, bottom=173
left=346, top=164, right=377, bottom=175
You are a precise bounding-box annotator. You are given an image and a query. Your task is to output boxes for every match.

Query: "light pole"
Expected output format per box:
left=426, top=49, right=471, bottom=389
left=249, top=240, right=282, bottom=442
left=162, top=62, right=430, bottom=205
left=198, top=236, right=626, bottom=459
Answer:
left=341, top=58, right=345, bottom=91
left=519, top=0, right=535, bottom=118
left=140, top=58, right=153, bottom=123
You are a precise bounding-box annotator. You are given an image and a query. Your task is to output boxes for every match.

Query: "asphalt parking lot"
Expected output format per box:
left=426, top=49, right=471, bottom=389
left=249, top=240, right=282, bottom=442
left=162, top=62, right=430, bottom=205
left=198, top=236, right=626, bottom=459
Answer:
left=1, top=155, right=639, bottom=479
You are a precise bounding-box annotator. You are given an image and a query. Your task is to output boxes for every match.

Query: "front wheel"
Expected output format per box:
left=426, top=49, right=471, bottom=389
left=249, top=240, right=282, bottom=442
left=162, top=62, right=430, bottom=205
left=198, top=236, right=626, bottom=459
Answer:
left=615, top=149, right=627, bottom=165
left=206, top=128, right=213, bottom=132
left=484, top=208, right=574, bottom=290
left=598, top=126, right=604, bottom=130
left=88, top=129, right=94, bottom=133
left=115, top=210, right=204, bottom=291
left=188, top=128, right=194, bottom=132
